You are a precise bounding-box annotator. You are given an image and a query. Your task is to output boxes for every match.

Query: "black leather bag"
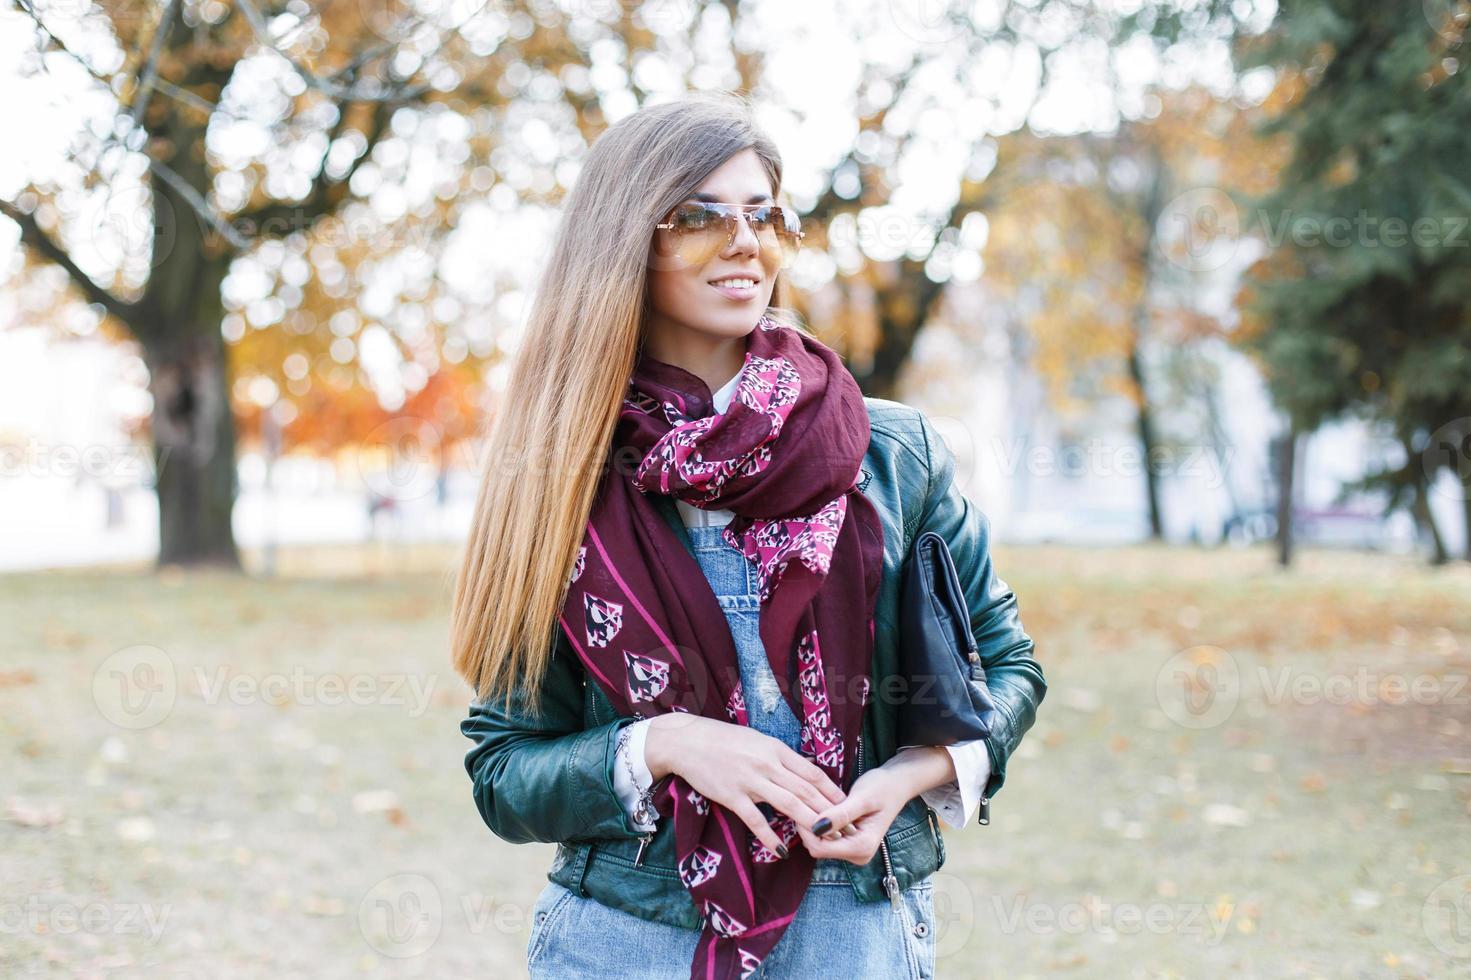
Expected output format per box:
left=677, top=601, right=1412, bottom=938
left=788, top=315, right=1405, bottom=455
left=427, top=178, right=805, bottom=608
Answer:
left=894, top=530, right=999, bottom=748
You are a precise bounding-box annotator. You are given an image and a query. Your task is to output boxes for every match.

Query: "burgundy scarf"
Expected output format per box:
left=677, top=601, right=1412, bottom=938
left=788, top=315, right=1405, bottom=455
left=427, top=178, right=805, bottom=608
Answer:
left=556, top=314, right=886, bottom=978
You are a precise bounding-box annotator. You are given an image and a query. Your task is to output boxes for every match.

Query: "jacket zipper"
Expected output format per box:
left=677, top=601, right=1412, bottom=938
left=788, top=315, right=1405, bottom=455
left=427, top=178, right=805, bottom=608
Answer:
left=856, top=731, right=901, bottom=912
left=633, top=773, right=673, bottom=867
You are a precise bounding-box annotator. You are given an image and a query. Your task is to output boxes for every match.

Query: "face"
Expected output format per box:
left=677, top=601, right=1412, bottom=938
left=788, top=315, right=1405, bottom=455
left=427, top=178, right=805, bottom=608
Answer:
left=644, top=148, right=784, bottom=350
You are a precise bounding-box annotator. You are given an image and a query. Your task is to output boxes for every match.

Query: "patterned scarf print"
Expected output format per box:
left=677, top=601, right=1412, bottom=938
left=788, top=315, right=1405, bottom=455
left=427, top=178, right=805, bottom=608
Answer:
left=556, top=314, right=886, bottom=979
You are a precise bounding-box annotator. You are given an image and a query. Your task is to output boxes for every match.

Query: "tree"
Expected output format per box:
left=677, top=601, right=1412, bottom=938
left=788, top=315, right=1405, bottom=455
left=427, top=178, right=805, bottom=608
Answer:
left=789, top=0, right=1261, bottom=400
left=1, top=0, right=728, bottom=567
left=1235, top=0, right=1471, bottom=563
left=978, top=88, right=1284, bottom=540
left=4, top=0, right=483, bottom=565
left=2, top=0, right=1267, bottom=569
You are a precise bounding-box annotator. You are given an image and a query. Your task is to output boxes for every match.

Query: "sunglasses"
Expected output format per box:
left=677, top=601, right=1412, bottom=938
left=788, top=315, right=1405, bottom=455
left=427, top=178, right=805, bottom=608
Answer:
left=653, top=201, right=805, bottom=270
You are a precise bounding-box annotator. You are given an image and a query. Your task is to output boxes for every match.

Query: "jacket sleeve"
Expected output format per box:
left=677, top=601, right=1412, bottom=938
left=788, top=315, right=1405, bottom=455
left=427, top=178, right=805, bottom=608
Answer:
left=460, top=631, right=652, bottom=845
left=913, top=410, right=1047, bottom=805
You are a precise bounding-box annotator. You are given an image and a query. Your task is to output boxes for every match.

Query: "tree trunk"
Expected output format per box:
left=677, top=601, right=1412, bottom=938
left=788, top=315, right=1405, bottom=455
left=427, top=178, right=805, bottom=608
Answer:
left=1274, top=424, right=1296, bottom=567
left=134, top=70, right=244, bottom=572
left=1413, top=493, right=1449, bottom=565
left=1201, top=376, right=1243, bottom=543
left=857, top=258, right=949, bottom=400
left=1123, top=146, right=1168, bottom=543
left=144, top=329, right=239, bottom=569
left=1409, top=473, right=1449, bottom=567
left=1127, top=341, right=1164, bottom=540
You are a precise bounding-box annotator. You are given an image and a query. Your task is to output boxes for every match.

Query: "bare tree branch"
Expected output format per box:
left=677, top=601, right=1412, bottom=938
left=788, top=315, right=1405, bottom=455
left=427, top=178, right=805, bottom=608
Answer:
left=14, top=0, right=113, bottom=87
left=235, top=0, right=433, bottom=103
left=13, top=0, right=244, bottom=121
left=0, top=198, right=141, bottom=328
left=153, top=77, right=220, bottom=116
left=145, top=157, right=251, bottom=251
left=325, top=37, right=398, bottom=82
left=130, top=0, right=182, bottom=128
left=240, top=97, right=393, bottom=232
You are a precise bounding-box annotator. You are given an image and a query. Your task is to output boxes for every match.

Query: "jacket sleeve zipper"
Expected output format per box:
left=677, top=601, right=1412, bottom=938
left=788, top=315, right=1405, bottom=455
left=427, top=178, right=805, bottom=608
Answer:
left=632, top=772, right=673, bottom=867
left=857, top=732, right=901, bottom=911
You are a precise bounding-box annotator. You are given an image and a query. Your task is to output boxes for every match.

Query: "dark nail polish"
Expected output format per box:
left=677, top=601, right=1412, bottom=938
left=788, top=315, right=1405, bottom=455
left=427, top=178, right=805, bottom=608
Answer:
left=776, top=844, right=788, bottom=859
left=812, top=817, right=831, bottom=835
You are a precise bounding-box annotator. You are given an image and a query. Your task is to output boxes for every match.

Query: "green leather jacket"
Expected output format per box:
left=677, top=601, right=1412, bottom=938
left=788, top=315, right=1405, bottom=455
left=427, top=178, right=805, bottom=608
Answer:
left=460, top=397, right=1047, bottom=930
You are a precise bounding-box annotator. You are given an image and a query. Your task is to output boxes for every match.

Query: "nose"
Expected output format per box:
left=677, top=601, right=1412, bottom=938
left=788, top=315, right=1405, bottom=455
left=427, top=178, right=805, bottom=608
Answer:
left=724, top=210, right=761, bottom=257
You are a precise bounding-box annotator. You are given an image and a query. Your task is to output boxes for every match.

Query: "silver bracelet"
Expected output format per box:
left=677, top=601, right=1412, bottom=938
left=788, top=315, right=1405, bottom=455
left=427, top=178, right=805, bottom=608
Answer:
left=617, top=724, right=657, bottom=826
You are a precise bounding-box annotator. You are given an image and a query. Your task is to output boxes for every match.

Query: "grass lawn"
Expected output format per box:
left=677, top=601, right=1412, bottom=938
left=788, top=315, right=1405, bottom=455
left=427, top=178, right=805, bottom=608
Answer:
left=2, top=542, right=1469, bottom=978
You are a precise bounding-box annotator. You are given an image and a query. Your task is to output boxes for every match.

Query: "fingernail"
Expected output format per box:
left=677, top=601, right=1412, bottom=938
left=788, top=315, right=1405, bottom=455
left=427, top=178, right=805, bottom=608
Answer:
left=776, top=844, right=788, bottom=859
left=812, top=817, right=831, bottom=835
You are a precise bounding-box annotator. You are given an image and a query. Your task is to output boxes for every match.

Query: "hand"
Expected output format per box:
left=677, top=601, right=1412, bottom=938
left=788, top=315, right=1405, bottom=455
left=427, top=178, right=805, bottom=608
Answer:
left=645, top=713, right=848, bottom=859
left=801, top=766, right=911, bottom=866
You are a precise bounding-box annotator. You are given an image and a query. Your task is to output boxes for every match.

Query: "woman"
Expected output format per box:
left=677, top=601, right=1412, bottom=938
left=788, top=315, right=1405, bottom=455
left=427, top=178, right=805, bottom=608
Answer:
left=453, top=92, right=1046, bottom=979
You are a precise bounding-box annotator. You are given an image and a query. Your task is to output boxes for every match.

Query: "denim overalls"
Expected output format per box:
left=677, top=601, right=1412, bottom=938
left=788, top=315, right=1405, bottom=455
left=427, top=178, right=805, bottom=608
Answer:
left=526, top=523, right=936, bottom=979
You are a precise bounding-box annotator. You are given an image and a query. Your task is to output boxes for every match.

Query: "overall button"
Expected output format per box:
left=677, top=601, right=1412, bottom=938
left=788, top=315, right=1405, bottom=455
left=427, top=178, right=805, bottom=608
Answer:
left=912, top=920, right=928, bottom=938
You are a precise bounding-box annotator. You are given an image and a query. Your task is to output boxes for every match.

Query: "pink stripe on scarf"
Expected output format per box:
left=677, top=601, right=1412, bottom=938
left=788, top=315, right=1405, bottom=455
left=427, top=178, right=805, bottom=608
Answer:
left=587, top=522, right=685, bottom=668
left=712, top=807, right=755, bottom=915
left=556, top=612, right=621, bottom=694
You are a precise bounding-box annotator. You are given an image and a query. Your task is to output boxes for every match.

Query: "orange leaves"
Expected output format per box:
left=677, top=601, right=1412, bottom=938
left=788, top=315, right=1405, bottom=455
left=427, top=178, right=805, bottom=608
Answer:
left=234, top=362, right=484, bottom=458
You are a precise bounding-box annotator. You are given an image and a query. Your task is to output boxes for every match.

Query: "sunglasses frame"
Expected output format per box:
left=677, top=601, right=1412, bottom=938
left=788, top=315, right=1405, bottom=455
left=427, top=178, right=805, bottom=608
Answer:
left=654, top=201, right=806, bottom=266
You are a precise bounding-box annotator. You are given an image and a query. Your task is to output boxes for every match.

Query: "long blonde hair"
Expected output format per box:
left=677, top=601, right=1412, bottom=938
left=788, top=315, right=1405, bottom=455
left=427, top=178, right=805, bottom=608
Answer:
left=452, top=91, right=807, bottom=716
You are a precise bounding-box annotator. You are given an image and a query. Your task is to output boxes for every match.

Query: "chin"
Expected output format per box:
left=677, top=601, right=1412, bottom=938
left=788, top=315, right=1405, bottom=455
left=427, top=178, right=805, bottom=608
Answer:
left=685, top=299, right=770, bottom=336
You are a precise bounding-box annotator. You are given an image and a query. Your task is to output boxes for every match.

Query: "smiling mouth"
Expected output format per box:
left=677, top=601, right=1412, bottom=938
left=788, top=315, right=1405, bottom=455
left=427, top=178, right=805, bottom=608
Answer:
left=708, top=277, right=762, bottom=300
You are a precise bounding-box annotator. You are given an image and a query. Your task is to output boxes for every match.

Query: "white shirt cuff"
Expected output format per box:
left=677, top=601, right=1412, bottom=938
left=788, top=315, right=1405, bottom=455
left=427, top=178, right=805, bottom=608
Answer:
left=612, top=718, right=659, bottom=831
left=896, top=739, right=992, bottom=830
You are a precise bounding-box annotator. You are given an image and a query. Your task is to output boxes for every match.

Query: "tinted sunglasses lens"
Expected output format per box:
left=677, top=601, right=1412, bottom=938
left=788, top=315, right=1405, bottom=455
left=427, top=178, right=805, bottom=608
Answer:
left=654, top=203, right=727, bottom=266
left=760, top=206, right=802, bottom=268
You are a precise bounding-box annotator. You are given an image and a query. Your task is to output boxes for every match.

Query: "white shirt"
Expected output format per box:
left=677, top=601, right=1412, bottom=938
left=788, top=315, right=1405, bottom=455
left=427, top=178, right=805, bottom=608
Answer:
left=612, top=369, right=991, bottom=831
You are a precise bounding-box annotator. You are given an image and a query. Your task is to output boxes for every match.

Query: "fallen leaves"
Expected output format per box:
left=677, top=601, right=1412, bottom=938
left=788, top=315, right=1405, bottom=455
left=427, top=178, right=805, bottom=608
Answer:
left=4, top=797, right=66, bottom=828
left=1201, top=803, right=1251, bottom=827
left=351, top=788, right=407, bottom=826
left=0, top=668, right=36, bottom=688
left=115, top=816, right=155, bottom=842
